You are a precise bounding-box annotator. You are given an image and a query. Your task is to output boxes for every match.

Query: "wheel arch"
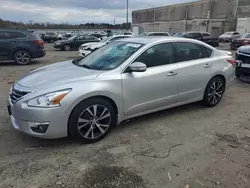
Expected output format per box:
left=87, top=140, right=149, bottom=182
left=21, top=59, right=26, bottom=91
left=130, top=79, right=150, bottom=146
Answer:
left=11, top=48, right=32, bottom=59
left=203, top=74, right=226, bottom=99
left=67, top=95, right=119, bottom=136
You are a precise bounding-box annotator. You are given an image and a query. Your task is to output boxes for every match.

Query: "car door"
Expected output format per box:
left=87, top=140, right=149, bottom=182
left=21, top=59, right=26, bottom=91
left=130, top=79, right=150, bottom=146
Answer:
left=0, top=31, right=14, bottom=60
left=122, top=42, right=179, bottom=116
left=73, top=35, right=88, bottom=49
left=173, top=42, right=214, bottom=102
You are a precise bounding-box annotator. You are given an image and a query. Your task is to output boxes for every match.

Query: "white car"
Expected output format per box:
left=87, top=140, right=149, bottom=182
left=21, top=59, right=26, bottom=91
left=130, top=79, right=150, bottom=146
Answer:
left=78, top=35, right=132, bottom=57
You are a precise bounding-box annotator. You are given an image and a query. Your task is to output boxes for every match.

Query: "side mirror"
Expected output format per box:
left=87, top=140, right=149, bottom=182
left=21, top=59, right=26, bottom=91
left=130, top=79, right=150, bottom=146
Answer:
left=128, top=62, right=147, bottom=72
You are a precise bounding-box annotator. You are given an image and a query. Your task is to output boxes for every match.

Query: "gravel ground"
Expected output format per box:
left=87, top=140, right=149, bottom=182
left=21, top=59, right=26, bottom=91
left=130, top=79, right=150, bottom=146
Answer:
left=0, top=43, right=250, bottom=188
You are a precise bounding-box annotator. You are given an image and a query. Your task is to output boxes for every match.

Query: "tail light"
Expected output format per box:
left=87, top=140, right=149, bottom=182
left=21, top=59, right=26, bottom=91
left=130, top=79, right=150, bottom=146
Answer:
left=34, top=40, right=44, bottom=47
left=226, top=59, right=236, bottom=67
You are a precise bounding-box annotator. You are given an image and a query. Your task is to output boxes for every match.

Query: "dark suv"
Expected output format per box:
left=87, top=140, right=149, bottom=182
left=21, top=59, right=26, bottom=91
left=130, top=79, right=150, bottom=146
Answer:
left=0, top=29, right=46, bottom=65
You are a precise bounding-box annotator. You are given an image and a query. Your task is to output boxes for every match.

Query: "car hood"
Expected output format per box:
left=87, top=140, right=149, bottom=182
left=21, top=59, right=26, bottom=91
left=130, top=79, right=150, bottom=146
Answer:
left=219, top=34, right=230, bottom=38
left=233, top=38, right=246, bottom=42
left=238, top=45, right=250, bottom=54
left=80, top=42, right=99, bottom=47
left=17, top=60, right=102, bottom=89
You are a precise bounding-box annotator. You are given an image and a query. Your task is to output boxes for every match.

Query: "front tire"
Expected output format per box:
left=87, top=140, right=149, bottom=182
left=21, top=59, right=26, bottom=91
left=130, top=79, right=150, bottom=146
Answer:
left=68, top=98, right=116, bottom=143
left=63, top=44, right=71, bottom=51
left=203, top=77, right=225, bottom=107
left=14, top=50, right=31, bottom=65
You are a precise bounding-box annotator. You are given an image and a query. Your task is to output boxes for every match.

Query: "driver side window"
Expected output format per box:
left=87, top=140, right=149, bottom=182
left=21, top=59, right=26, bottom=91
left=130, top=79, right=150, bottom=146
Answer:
left=135, top=43, right=174, bottom=68
left=76, top=35, right=86, bottom=40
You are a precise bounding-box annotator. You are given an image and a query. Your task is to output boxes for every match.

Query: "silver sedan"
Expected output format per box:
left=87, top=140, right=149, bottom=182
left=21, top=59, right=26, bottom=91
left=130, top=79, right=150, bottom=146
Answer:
left=8, top=37, right=235, bottom=143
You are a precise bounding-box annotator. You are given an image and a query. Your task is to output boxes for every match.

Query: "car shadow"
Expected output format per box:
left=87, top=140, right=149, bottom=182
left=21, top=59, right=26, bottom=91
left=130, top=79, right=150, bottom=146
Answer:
left=117, top=102, right=204, bottom=130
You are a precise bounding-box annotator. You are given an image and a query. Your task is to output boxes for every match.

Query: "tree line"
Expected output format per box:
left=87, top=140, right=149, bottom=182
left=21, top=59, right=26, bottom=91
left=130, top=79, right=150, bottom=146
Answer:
left=0, top=19, right=131, bottom=29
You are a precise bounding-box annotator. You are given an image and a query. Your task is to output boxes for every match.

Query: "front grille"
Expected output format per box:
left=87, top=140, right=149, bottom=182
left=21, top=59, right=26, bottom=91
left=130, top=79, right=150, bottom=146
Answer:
left=236, top=53, right=250, bottom=64
left=10, top=87, right=30, bottom=104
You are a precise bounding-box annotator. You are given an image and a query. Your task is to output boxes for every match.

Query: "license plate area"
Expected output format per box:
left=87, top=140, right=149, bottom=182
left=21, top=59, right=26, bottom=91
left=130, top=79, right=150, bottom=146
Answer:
left=241, top=63, right=250, bottom=68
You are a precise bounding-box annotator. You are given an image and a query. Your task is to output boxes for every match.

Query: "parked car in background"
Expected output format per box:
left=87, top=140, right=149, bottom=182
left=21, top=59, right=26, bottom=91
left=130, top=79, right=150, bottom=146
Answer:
left=40, top=32, right=58, bottom=43
left=230, top=33, right=250, bottom=50
left=0, top=29, right=45, bottom=65
left=174, top=32, right=219, bottom=47
left=139, top=32, right=170, bottom=36
left=235, top=45, right=250, bottom=82
left=105, top=30, right=113, bottom=37
left=123, top=32, right=134, bottom=36
left=219, top=31, right=240, bottom=42
left=65, top=32, right=73, bottom=37
left=78, top=35, right=132, bottom=57
left=57, top=34, right=63, bottom=40
left=54, top=34, right=100, bottom=51
left=90, top=33, right=107, bottom=40
left=8, top=37, right=235, bottom=143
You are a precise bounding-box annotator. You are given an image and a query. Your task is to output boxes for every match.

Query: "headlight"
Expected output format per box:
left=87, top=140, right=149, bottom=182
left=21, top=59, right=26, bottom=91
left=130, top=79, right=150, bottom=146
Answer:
left=27, top=89, right=71, bottom=108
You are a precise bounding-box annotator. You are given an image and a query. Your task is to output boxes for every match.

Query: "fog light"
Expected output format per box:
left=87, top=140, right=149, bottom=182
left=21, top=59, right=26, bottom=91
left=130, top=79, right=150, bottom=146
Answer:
left=28, top=122, right=49, bottom=133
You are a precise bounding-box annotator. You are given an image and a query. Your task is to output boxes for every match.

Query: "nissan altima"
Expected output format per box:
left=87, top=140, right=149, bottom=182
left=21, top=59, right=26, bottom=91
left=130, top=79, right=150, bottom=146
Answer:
left=8, top=37, right=235, bottom=143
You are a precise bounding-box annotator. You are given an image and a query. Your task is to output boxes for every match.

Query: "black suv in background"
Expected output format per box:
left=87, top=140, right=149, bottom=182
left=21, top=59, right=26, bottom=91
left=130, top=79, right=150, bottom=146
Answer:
left=174, top=32, right=219, bottom=47
left=40, top=32, right=58, bottom=43
left=0, top=29, right=45, bottom=65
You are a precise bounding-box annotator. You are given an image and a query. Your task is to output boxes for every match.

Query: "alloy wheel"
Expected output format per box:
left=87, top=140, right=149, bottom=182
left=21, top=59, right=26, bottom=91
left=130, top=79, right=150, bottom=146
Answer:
left=207, top=80, right=223, bottom=105
left=64, top=45, right=71, bottom=51
left=16, top=52, right=30, bottom=64
left=77, top=104, right=111, bottom=140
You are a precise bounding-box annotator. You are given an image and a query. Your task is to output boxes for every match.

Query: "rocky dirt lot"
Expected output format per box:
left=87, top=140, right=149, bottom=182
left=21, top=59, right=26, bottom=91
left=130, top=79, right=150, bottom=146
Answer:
left=0, top=43, right=250, bottom=188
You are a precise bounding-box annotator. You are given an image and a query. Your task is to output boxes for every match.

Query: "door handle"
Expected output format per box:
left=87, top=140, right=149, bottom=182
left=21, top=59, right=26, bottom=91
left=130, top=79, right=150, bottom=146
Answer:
left=167, top=71, right=178, bottom=76
left=204, top=63, right=211, bottom=68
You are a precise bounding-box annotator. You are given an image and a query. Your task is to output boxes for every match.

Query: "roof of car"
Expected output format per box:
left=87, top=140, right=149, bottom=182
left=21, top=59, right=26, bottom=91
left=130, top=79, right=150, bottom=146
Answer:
left=120, top=36, right=196, bottom=44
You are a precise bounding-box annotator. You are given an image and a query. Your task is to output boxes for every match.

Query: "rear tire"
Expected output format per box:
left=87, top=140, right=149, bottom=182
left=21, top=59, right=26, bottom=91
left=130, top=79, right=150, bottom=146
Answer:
left=14, top=50, right=31, bottom=65
left=203, top=77, right=225, bottom=107
left=68, top=97, right=117, bottom=143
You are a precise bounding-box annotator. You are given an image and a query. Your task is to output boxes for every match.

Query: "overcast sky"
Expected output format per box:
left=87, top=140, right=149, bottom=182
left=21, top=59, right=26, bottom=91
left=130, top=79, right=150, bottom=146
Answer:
left=0, top=0, right=191, bottom=24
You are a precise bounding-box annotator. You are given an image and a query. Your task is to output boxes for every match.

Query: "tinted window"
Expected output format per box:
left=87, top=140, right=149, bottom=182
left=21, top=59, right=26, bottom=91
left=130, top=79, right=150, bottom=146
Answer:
left=135, top=43, right=174, bottom=68
left=202, top=33, right=211, bottom=37
left=76, top=35, right=86, bottom=40
left=174, top=42, right=205, bottom=62
left=85, top=35, right=97, bottom=40
left=10, top=31, right=27, bottom=38
left=0, top=31, right=11, bottom=39
left=233, top=32, right=239, bottom=35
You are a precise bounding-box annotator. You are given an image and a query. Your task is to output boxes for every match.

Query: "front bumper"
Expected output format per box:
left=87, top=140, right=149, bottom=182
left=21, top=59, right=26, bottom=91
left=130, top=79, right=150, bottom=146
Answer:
left=53, top=43, right=63, bottom=49
left=78, top=49, right=91, bottom=57
left=8, top=96, right=68, bottom=139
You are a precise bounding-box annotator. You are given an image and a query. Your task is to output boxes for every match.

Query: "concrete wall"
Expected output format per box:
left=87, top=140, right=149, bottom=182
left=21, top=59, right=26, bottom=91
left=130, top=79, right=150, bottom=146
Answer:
left=132, top=0, right=250, bottom=35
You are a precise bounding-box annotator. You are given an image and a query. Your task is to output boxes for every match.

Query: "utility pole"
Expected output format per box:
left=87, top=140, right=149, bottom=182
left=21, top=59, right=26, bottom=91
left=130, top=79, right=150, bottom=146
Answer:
left=126, top=0, right=129, bottom=30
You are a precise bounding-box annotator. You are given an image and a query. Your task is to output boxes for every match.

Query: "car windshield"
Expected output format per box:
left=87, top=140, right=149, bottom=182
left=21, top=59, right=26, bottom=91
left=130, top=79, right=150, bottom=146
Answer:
left=68, top=36, right=76, bottom=40
left=76, top=41, right=144, bottom=70
left=241, top=33, right=250, bottom=38
left=173, top=32, right=185, bottom=37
